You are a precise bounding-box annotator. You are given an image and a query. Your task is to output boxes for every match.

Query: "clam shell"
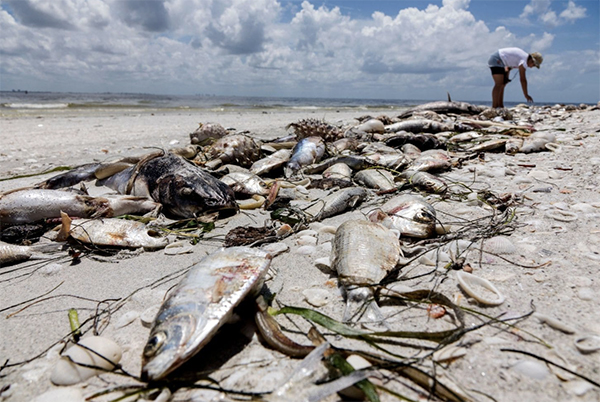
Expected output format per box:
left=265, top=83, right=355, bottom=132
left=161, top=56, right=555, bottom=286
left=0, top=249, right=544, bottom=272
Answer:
left=483, top=236, right=517, bottom=255
left=456, top=271, right=505, bottom=306
left=574, top=334, right=600, bottom=354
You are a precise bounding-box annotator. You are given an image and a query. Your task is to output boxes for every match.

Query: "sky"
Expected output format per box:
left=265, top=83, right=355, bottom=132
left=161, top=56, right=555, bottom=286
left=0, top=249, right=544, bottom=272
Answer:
left=0, top=0, right=598, bottom=103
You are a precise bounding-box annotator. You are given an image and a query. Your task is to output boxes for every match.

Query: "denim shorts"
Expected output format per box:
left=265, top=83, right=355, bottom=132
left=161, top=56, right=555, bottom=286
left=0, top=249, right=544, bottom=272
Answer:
left=488, top=51, right=504, bottom=68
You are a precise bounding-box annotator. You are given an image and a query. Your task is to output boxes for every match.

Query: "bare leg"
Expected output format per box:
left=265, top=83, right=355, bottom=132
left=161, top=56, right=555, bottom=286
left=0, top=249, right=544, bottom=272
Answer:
left=491, top=74, right=505, bottom=108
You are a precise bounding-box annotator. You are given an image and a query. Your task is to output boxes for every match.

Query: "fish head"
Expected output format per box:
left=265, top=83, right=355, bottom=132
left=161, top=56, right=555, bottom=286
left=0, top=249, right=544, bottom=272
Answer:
left=155, top=173, right=238, bottom=219
left=141, top=311, right=206, bottom=381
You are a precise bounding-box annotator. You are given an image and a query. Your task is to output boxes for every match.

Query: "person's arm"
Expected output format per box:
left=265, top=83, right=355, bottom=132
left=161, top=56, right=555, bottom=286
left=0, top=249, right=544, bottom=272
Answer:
left=519, top=65, right=533, bottom=103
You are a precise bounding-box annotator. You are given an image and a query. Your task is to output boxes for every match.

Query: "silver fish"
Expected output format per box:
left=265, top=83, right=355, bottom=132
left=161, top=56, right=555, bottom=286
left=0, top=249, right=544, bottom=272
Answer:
left=0, top=189, right=159, bottom=225
left=141, top=247, right=272, bottom=381
left=98, top=152, right=237, bottom=219
left=368, top=194, right=436, bottom=238
left=64, top=217, right=169, bottom=250
left=303, top=187, right=368, bottom=221
left=406, top=149, right=451, bottom=172
left=221, top=171, right=269, bottom=196
left=332, top=219, right=401, bottom=322
left=397, top=101, right=486, bottom=119
left=0, top=240, right=57, bottom=266
left=401, top=171, right=448, bottom=194
left=322, top=163, right=353, bottom=180
left=250, top=149, right=292, bottom=176
left=385, top=119, right=457, bottom=134
left=354, top=169, right=396, bottom=191
left=284, top=137, right=325, bottom=177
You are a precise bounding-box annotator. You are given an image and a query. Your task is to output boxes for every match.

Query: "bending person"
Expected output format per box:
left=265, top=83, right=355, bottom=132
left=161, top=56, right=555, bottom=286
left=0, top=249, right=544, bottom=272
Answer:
left=488, top=47, right=543, bottom=108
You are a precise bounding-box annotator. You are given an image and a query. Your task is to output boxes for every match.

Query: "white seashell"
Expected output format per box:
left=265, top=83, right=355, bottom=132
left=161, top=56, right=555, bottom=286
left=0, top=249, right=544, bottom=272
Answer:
left=574, top=335, right=600, bottom=354
left=302, top=288, right=331, bottom=307
left=317, top=241, right=332, bottom=254
left=432, top=345, right=467, bottom=362
left=140, top=304, right=161, bottom=328
left=318, top=225, right=338, bottom=234
left=295, top=245, right=316, bottom=255
left=296, top=235, right=317, bottom=246
left=261, top=242, right=289, bottom=257
left=511, top=359, right=550, bottom=380
left=533, top=313, right=576, bottom=334
left=164, top=241, right=194, bottom=255
left=546, top=209, right=577, bottom=222
left=115, top=310, right=139, bottom=329
left=483, top=236, right=517, bottom=255
left=456, top=271, right=505, bottom=306
left=50, top=336, right=122, bottom=385
left=32, top=388, right=85, bottom=402
left=566, top=380, right=595, bottom=396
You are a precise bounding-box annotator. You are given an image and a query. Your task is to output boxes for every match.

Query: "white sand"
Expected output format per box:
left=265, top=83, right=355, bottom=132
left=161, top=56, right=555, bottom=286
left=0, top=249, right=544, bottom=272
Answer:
left=1, top=105, right=599, bottom=401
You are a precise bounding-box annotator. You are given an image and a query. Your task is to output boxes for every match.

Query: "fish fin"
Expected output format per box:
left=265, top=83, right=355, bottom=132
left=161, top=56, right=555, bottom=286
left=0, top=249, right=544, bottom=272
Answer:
left=56, top=211, right=72, bottom=242
left=447, top=92, right=452, bottom=102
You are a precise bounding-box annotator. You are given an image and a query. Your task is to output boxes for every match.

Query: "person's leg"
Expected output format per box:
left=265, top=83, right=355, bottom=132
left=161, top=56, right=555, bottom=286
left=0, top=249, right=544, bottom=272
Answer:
left=491, top=73, right=505, bottom=108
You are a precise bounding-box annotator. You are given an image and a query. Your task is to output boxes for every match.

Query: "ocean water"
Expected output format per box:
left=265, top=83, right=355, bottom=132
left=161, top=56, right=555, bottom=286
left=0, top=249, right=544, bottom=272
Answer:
left=0, top=91, right=489, bottom=112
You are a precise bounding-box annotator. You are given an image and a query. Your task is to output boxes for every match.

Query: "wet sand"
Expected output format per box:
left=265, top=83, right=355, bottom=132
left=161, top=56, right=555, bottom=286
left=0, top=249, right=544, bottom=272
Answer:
left=1, top=105, right=599, bottom=401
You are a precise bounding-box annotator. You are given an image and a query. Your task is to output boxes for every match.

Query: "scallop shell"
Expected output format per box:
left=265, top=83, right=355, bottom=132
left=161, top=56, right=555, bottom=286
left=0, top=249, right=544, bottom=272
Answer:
left=456, top=271, right=505, bottom=306
left=483, top=236, right=517, bottom=255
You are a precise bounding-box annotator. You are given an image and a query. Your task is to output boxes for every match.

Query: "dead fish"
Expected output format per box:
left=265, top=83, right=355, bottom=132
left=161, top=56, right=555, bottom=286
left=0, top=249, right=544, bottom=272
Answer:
left=505, top=137, right=524, bottom=155
left=332, top=219, right=401, bottom=323
left=520, top=132, right=556, bottom=153
left=406, top=149, right=451, bottom=172
left=360, top=143, right=410, bottom=170
left=467, top=138, right=508, bottom=153
left=400, top=143, right=422, bottom=160
left=0, top=189, right=159, bottom=225
left=221, top=171, right=269, bottom=196
left=303, top=187, right=368, bottom=221
left=401, top=170, right=448, bottom=194
left=141, top=247, right=272, bottom=381
left=60, top=214, right=168, bottom=250
left=385, top=119, right=457, bottom=134
left=204, top=134, right=261, bottom=169
left=284, top=136, right=326, bottom=177
left=322, top=163, right=353, bottom=180
left=354, top=169, right=396, bottom=191
left=98, top=152, right=237, bottom=219
left=329, top=138, right=360, bottom=154
left=382, top=132, right=442, bottom=151
left=397, top=101, right=486, bottom=119
left=303, top=155, right=374, bottom=175
left=36, top=163, right=102, bottom=189
left=250, top=149, right=292, bottom=176
left=0, top=240, right=58, bottom=266
left=368, top=194, right=436, bottom=238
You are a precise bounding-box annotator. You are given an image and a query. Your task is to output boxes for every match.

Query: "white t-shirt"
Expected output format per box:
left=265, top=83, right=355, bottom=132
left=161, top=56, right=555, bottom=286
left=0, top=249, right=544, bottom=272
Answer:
left=498, top=48, right=531, bottom=69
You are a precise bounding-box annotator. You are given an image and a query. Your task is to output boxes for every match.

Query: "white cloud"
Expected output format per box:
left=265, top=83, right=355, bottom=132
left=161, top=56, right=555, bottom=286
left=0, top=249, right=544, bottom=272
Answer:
left=520, top=0, right=586, bottom=28
left=0, top=0, right=597, bottom=102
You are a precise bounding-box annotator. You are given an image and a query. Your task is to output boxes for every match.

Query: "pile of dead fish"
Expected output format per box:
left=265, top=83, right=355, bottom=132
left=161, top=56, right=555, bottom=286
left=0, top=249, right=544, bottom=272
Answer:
left=1, top=101, right=595, bottom=401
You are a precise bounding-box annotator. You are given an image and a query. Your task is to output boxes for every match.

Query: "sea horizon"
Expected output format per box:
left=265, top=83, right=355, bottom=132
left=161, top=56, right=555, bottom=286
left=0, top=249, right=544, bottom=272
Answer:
left=1, top=90, right=585, bottom=113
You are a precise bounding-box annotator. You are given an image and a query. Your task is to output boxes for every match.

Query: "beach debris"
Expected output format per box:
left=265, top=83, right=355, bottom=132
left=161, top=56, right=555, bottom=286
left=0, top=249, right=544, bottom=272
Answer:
left=250, top=149, right=292, bottom=176
left=189, top=122, right=228, bottom=145
left=574, top=335, right=600, bottom=354
left=455, top=271, right=505, bottom=306
left=397, top=100, right=486, bottom=118
left=331, top=219, right=401, bottom=323
left=303, top=187, right=368, bottom=221
left=0, top=188, right=160, bottom=225
left=202, top=133, right=261, bottom=168
left=57, top=212, right=169, bottom=250
left=286, top=118, right=342, bottom=141
left=141, top=247, right=272, bottom=380
left=220, top=171, right=270, bottom=196
left=285, top=136, right=326, bottom=177
left=50, top=336, right=122, bottom=385
left=368, top=194, right=436, bottom=238
left=0, top=240, right=35, bottom=265
left=98, top=152, right=238, bottom=219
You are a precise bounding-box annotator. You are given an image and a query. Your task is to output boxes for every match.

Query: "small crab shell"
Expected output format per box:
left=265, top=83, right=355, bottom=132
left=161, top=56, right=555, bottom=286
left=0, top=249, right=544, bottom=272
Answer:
left=482, top=236, right=517, bottom=255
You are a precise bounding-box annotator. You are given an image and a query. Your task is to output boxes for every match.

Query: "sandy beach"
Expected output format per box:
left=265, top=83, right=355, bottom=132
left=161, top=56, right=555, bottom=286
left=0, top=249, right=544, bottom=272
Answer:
left=1, top=104, right=599, bottom=402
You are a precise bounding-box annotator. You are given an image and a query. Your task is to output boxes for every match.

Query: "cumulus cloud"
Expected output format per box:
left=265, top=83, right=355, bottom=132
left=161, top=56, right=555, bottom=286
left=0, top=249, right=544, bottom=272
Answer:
left=0, top=0, right=597, bottom=102
left=520, top=0, right=586, bottom=28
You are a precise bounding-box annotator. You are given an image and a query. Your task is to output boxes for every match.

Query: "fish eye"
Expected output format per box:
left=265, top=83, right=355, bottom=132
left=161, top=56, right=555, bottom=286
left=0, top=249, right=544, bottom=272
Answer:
left=179, top=187, right=194, bottom=196
left=143, top=331, right=166, bottom=357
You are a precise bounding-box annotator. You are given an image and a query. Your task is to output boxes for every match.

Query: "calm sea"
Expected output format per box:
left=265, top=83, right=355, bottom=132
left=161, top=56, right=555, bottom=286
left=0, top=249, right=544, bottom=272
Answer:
left=0, top=91, right=498, bottom=112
